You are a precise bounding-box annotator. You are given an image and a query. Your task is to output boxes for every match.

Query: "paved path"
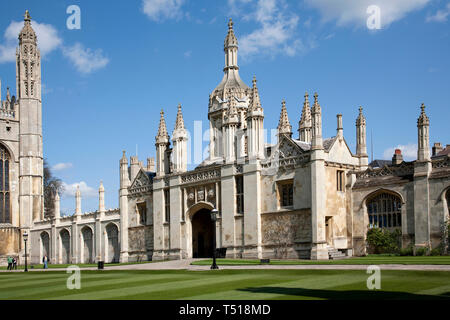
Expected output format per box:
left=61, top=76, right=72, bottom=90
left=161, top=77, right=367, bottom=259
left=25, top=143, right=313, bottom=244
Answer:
left=3, top=259, right=450, bottom=272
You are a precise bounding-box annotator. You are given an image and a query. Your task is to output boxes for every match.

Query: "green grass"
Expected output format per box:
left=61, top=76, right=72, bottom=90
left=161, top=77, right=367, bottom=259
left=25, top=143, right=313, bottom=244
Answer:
left=0, top=269, right=449, bottom=300
left=191, top=256, right=450, bottom=266
left=0, top=260, right=156, bottom=271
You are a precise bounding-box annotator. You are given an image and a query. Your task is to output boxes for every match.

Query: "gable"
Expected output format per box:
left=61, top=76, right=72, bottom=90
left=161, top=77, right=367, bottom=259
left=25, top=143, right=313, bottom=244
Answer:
left=130, top=169, right=151, bottom=189
left=326, top=136, right=359, bottom=165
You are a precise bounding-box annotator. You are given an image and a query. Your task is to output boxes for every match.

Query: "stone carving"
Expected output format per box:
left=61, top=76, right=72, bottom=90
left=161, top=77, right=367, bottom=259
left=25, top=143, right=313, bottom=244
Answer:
left=197, top=190, right=205, bottom=201
left=181, top=168, right=221, bottom=184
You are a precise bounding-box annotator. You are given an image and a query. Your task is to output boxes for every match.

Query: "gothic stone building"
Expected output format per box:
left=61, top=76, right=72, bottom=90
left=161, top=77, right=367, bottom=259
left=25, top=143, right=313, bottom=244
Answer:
left=1, top=15, right=449, bottom=265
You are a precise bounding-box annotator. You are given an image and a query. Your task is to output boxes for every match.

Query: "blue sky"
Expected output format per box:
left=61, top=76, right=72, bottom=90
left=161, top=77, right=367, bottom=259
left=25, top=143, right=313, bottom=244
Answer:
left=0, top=0, right=449, bottom=214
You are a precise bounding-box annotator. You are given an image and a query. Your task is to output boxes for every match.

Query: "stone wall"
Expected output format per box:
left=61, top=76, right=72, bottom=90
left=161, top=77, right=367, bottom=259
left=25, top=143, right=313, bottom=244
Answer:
left=128, top=225, right=153, bottom=261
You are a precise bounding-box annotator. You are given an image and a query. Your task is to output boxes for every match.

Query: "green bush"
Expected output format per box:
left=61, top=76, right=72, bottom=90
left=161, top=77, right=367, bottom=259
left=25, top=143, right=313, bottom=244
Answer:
left=399, top=246, right=414, bottom=256
left=415, top=247, right=428, bottom=256
left=430, top=248, right=441, bottom=256
left=366, top=228, right=401, bottom=254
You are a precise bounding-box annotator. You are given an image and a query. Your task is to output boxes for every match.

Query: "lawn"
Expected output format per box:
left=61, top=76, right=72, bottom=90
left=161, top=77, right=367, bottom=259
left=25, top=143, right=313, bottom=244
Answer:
left=191, top=256, right=450, bottom=266
left=0, top=260, right=156, bottom=271
left=0, top=269, right=449, bottom=300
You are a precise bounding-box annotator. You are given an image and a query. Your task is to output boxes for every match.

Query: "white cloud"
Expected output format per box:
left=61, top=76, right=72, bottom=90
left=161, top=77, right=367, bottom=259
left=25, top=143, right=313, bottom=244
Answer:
left=235, top=0, right=314, bottom=59
left=142, top=0, right=185, bottom=21
left=0, top=20, right=62, bottom=63
left=426, top=3, right=450, bottom=23
left=62, top=181, right=97, bottom=198
left=62, top=43, right=109, bottom=74
left=305, top=0, right=430, bottom=28
left=383, top=143, right=418, bottom=160
left=52, top=162, right=73, bottom=171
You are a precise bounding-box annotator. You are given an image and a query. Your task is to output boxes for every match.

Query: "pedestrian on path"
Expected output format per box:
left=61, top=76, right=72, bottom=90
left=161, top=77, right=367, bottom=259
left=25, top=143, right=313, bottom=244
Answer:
left=43, top=255, right=48, bottom=269
left=7, top=256, right=12, bottom=270
left=12, top=257, right=17, bottom=270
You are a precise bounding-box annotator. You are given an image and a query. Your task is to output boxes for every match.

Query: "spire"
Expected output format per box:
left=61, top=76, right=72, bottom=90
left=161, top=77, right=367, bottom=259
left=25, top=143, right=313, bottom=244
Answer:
left=156, top=109, right=169, bottom=143
left=417, top=103, right=430, bottom=161
left=277, top=99, right=292, bottom=137
left=174, top=104, right=185, bottom=130
left=311, top=92, right=323, bottom=150
left=417, top=103, right=429, bottom=126
left=19, top=10, right=36, bottom=45
left=224, top=18, right=238, bottom=49
left=54, top=191, right=60, bottom=219
left=99, top=181, right=105, bottom=212
left=75, top=185, right=81, bottom=215
left=356, top=106, right=366, bottom=126
left=6, top=87, right=10, bottom=102
left=299, top=91, right=312, bottom=142
left=120, top=150, right=128, bottom=164
left=312, top=92, right=321, bottom=114
left=248, top=76, right=262, bottom=112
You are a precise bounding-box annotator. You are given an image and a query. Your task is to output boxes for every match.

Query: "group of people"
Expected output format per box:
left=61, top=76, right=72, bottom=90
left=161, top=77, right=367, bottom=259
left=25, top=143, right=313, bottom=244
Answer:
left=6, top=256, right=17, bottom=270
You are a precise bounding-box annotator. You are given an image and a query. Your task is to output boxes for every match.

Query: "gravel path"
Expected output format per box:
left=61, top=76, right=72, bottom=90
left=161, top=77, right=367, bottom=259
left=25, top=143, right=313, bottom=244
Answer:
left=2, top=259, right=450, bottom=272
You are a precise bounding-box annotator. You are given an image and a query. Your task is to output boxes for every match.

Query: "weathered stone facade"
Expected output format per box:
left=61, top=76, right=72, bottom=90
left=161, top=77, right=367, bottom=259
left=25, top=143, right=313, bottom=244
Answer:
left=1, top=15, right=449, bottom=265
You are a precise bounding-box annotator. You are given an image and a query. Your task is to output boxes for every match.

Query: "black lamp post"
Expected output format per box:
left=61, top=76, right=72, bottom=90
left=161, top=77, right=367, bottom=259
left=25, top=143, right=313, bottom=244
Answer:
left=210, top=208, right=219, bottom=270
left=23, top=232, right=28, bottom=272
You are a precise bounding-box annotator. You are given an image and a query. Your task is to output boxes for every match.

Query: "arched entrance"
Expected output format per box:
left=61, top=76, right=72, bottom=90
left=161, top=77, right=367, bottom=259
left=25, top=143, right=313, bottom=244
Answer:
left=40, top=231, right=50, bottom=262
left=191, top=208, right=214, bottom=258
left=106, top=223, right=119, bottom=263
left=60, top=229, right=71, bottom=264
left=81, top=226, right=93, bottom=263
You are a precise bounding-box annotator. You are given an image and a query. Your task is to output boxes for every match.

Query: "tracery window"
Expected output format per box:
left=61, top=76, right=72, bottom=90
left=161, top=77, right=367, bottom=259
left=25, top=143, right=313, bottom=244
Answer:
left=137, top=202, right=147, bottom=225
left=164, top=189, right=170, bottom=223
left=235, top=175, right=244, bottom=214
left=0, top=145, right=11, bottom=223
left=367, top=192, right=402, bottom=229
left=278, top=180, right=293, bottom=208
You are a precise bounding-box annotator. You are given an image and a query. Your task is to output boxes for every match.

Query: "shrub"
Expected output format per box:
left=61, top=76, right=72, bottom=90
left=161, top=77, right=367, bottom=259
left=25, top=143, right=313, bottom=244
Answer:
left=399, top=246, right=414, bottom=256
left=415, top=247, right=428, bottom=256
left=430, top=248, right=441, bottom=256
left=366, top=228, right=401, bottom=254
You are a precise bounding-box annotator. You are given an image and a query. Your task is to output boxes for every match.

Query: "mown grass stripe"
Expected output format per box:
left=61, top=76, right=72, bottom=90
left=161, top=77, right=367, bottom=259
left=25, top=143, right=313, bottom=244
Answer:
left=8, top=273, right=190, bottom=300
left=48, top=273, right=264, bottom=300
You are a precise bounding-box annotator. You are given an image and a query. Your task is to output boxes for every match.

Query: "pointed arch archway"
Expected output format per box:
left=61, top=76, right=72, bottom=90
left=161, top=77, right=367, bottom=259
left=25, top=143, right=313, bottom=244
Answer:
left=105, top=223, right=119, bottom=263
left=80, top=226, right=94, bottom=264
left=59, top=228, right=71, bottom=264
left=185, top=201, right=215, bottom=259
left=40, top=231, right=50, bottom=263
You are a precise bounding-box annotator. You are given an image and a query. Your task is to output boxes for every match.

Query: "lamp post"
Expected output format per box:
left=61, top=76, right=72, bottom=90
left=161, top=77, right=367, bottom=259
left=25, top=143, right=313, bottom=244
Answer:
left=210, top=208, right=219, bottom=270
left=23, top=232, right=28, bottom=272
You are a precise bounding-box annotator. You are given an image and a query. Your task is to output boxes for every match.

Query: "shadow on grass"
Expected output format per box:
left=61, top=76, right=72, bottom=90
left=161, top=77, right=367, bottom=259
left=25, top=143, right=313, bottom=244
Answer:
left=238, top=287, right=450, bottom=300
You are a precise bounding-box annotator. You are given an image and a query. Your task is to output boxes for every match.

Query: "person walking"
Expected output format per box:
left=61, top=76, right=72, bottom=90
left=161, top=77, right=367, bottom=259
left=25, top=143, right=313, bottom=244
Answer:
left=43, top=255, right=48, bottom=269
left=7, top=256, right=12, bottom=270
left=12, top=257, right=17, bottom=270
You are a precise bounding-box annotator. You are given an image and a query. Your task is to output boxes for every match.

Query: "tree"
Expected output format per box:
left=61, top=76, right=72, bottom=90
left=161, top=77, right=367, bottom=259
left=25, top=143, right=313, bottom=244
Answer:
left=44, top=159, right=64, bottom=219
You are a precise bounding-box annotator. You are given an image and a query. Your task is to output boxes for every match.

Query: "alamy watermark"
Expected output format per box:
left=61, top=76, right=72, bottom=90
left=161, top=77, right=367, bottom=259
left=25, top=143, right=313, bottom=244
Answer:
left=66, top=5, right=81, bottom=30
left=66, top=265, right=81, bottom=289
left=367, top=5, right=381, bottom=30
left=366, top=265, right=381, bottom=290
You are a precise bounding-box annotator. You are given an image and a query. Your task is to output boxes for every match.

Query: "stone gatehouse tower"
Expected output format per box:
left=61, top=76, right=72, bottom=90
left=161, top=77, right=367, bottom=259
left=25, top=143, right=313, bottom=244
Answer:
left=0, top=11, right=44, bottom=263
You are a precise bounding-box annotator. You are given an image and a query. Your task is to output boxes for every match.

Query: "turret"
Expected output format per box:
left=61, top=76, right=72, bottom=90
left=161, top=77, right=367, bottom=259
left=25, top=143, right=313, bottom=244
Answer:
left=311, top=93, right=323, bottom=150
left=172, top=104, right=188, bottom=173
left=120, top=151, right=130, bottom=188
left=247, top=76, right=264, bottom=159
left=75, top=185, right=81, bottom=215
left=336, top=114, right=343, bottom=138
left=99, top=181, right=105, bottom=212
left=224, top=91, right=239, bottom=163
left=299, top=92, right=312, bottom=143
left=54, top=192, right=60, bottom=219
left=130, top=156, right=140, bottom=182
left=417, top=103, right=430, bottom=161
left=277, top=99, right=292, bottom=138
left=355, top=106, right=368, bottom=169
left=155, top=109, right=170, bottom=176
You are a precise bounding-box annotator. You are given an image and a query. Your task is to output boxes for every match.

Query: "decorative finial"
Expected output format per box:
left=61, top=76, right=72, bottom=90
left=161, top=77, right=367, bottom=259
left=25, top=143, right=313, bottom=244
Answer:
left=421, top=103, right=426, bottom=113
left=314, top=92, right=318, bottom=102
left=252, top=76, right=257, bottom=87
left=228, top=18, right=233, bottom=30
left=304, top=91, right=309, bottom=101
left=160, top=109, right=164, bottom=116
left=24, top=10, right=31, bottom=22
left=359, top=106, right=363, bottom=113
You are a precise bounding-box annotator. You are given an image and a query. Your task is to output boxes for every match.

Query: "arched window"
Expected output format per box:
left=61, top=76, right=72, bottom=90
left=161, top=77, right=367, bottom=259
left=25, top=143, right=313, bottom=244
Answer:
left=0, top=145, right=11, bottom=223
left=367, top=192, right=402, bottom=229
